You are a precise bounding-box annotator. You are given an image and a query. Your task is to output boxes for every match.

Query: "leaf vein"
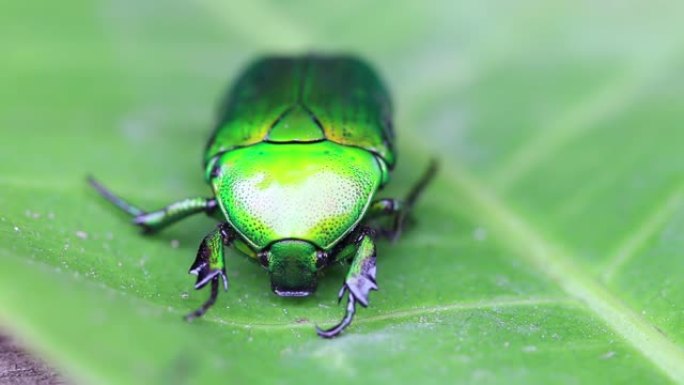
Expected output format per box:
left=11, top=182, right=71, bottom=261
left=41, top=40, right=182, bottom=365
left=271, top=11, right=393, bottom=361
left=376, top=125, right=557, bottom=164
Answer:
left=194, top=296, right=571, bottom=330
left=491, top=51, right=683, bottom=191
left=439, top=161, right=684, bottom=384
left=602, top=184, right=684, bottom=283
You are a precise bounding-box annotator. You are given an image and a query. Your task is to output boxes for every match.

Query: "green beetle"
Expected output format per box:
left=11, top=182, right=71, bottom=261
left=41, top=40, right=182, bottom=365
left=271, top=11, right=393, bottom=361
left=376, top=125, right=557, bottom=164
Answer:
left=89, top=55, right=436, bottom=338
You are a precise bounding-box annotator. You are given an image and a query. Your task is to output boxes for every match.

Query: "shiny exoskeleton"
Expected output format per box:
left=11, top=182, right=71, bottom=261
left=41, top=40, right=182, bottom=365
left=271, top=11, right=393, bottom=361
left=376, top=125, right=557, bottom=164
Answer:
left=89, top=55, right=437, bottom=338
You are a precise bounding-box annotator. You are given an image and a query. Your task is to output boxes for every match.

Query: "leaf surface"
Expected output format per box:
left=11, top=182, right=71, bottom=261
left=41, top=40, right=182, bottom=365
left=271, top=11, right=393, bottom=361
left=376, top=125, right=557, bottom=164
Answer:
left=1, top=1, right=684, bottom=384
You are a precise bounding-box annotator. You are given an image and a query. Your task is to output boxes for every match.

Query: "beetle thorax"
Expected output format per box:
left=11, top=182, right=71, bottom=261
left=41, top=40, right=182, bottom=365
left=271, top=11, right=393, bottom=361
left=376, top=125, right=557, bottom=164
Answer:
left=211, top=141, right=383, bottom=250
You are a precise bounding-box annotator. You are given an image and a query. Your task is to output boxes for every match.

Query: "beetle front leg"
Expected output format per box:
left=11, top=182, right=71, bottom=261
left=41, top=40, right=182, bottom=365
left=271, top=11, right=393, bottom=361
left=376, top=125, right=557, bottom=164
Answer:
left=184, top=223, right=234, bottom=321
left=316, top=228, right=377, bottom=338
left=88, top=176, right=217, bottom=233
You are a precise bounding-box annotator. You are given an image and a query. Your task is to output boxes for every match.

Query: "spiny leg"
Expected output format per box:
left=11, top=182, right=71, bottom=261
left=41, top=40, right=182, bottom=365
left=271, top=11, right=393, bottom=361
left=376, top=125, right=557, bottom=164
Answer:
left=367, top=159, right=438, bottom=241
left=87, top=176, right=217, bottom=233
left=185, top=223, right=235, bottom=321
left=186, top=278, right=219, bottom=322
left=315, top=161, right=438, bottom=337
left=316, top=228, right=377, bottom=338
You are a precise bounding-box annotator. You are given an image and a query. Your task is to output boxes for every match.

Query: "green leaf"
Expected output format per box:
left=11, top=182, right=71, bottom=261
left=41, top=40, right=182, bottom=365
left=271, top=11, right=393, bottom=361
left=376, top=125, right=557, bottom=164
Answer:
left=2, top=1, right=684, bottom=384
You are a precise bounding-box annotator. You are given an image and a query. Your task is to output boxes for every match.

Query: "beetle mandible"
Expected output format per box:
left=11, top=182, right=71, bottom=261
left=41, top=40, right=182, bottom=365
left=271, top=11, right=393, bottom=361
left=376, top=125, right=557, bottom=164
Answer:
left=89, top=55, right=437, bottom=338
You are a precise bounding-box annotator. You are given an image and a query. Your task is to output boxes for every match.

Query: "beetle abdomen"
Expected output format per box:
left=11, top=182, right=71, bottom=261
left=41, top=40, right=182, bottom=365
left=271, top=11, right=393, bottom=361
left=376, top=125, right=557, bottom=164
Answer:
left=206, top=56, right=395, bottom=169
left=211, top=141, right=382, bottom=250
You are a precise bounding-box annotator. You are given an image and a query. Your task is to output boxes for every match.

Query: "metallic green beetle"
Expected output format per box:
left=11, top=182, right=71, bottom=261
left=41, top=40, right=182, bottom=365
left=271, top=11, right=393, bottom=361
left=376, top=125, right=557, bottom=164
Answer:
left=89, top=55, right=436, bottom=338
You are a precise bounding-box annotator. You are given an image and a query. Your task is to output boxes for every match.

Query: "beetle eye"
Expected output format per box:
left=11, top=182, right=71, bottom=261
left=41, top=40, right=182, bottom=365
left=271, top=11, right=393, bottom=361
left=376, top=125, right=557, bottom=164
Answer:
left=210, top=164, right=222, bottom=179
left=315, top=250, right=327, bottom=268
left=258, top=251, right=269, bottom=267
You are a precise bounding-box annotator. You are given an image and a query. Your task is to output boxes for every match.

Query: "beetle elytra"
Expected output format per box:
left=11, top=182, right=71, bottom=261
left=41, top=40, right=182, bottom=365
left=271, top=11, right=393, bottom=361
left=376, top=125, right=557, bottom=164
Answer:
left=89, top=55, right=437, bottom=338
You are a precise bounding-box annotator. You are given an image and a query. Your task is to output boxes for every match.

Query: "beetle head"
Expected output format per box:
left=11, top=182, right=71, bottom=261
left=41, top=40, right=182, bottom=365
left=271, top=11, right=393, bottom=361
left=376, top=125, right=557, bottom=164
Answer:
left=262, top=239, right=322, bottom=297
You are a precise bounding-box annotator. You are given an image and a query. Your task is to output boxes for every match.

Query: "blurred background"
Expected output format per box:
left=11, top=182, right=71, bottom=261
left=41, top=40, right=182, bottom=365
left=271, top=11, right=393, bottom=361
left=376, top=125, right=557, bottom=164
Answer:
left=1, top=1, right=684, bottom=384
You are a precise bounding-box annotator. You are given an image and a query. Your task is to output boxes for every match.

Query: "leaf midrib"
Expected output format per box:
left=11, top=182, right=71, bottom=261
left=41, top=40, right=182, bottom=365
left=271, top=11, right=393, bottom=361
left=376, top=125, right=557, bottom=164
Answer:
left=601, top=184, right=684, bottom=283
left=5, top=145, right=683, bottom=381
left=438, top=160, right=684, bottom=384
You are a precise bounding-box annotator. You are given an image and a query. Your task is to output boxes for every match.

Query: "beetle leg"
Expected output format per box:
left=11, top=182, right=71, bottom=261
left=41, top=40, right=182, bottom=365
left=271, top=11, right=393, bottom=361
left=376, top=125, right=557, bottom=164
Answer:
left=316, top=228, right=377, bottom=338
left=131, top=198, right=217, bottom=234
left=367, top=159, right=438, bottom=241
left=366, top=198, right=403, bottom=240
left=185, top=223, right=235, bottom=321
left=87, top=176, right=217, bottom=233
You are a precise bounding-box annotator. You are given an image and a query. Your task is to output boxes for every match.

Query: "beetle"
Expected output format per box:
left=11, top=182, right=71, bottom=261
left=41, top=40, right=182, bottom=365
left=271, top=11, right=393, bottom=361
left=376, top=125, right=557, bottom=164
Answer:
left=89, top=55, right=437, bottom=338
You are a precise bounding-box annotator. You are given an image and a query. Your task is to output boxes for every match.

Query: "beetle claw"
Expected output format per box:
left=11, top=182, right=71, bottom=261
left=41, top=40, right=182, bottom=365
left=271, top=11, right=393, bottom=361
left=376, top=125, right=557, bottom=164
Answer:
left=336, top=285, right=347, bottom=304
left=316, top=293, right=357, bottom=339
left=184, top=278, right=220, bottom=322
left=193, top=269, right=228, bottom=291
